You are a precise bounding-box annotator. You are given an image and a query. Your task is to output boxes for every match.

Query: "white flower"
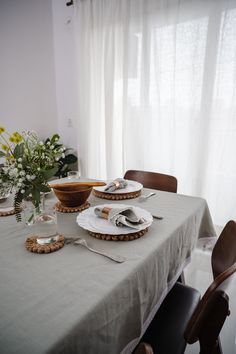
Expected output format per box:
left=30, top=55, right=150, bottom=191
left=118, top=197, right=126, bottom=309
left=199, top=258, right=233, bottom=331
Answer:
left=26, top=174, right=31, bottom=180
left=55, top=157, right=59, bottom=161
left=20, top=171, right=25, bottom=176
left=18, top=158, right=22, bottom=162
left=62, top=153, right=65, bottom=158
left=37, top=167, right=40, bottom=171
left=17, top=182, right=22, bottom=187
left=31, top=175, right=36, bottom=180
left=50, top=145, right=54, bottom=150
left=39, top=141, right=44, bottom=146
left=21, top=189, right=25, bottom=194
left=18, top=178, right=23, bottom=183
left=18, top=164, right=22, bottom=169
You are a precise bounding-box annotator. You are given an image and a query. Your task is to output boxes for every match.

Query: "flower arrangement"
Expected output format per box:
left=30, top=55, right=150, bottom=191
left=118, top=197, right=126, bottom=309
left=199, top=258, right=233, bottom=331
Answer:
left=0, top=127, right=65, bottom=219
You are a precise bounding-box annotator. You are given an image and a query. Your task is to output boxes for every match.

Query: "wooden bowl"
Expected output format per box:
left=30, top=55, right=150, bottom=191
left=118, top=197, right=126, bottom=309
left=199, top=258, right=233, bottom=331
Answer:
left=52, top=185, right=92, bottom=207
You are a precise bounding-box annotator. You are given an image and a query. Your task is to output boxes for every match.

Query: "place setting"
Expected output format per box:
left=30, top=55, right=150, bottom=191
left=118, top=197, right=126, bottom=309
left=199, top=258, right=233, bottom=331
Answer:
left=93, top=178, right=143, bottom=200
left=77, top=203, right=153, bottom=241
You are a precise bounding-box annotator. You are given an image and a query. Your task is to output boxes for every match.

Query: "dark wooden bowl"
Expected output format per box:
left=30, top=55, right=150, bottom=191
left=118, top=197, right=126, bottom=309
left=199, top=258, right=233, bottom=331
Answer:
left=52, top=185, right=92, bottom=207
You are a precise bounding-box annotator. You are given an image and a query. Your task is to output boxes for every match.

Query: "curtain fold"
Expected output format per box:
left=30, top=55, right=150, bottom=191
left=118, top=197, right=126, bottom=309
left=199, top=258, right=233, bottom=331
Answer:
left=74, top=0, right=236, bottom=226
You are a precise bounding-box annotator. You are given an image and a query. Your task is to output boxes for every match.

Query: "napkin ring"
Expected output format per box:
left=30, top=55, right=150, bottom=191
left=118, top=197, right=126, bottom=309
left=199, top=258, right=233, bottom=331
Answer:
left=101, top=207, right=112, bottom=219
left=113, top=180, right=120, bottom=189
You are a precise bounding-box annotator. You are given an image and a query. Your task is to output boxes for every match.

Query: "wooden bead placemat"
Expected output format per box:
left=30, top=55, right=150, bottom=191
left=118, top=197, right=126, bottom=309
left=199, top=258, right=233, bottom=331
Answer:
left=93, top=189, right=141, bottom=200
left=0, top=207, right=19, bottom=217
left=25, top=235, right=65, bottom=254
left=88, top=227, right=148, bottom=241
left=54, top=201, right=90, bottom=213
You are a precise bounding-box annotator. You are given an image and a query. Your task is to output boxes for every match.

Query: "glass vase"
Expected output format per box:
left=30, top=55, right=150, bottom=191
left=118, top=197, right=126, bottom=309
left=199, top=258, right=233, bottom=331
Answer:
left=22, top=193, right=45, bottom=226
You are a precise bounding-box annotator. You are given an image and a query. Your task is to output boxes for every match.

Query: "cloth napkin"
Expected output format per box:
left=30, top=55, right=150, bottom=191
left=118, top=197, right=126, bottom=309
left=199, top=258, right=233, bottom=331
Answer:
left=94, top=206, right=146, bottom=230
left=104, top=178, right=128, bottom=192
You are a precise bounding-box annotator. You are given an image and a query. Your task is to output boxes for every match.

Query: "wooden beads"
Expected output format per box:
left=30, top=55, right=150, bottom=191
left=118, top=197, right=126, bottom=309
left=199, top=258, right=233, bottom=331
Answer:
left=93, top=189, right=141, bottom=200
left=88, top=228, right=148, bottom=241
left=54, top=201, right=90, bottom=213
left=25, top=235, right=65, bottom=254
left=0, top=208, right=18, bottom=217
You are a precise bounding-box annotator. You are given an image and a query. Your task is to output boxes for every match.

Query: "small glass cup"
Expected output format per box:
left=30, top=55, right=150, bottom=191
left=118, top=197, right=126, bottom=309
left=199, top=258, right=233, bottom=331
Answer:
left=67, top=170, right=80, bottom=180
left=33, top=207, right=58, bottom=244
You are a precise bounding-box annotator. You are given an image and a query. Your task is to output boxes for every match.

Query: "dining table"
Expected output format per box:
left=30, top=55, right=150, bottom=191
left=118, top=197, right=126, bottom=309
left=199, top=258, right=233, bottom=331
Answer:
left=0, top=180, right=216, bottom=354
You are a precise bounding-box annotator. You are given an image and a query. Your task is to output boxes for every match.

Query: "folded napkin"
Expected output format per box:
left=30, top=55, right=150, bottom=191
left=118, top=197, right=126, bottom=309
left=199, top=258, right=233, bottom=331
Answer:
left=94, top=206, right=145, bottom=230
left=104, top=178, right=128, bottom=192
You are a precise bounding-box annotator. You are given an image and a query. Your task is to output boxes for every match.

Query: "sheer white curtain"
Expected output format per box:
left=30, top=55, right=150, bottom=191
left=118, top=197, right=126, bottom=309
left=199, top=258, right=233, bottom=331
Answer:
left=74, top=0, right=236, bottom=226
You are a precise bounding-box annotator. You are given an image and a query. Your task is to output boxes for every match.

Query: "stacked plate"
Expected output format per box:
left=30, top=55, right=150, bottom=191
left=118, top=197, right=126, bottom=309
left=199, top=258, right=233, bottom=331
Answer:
left=77, top=204, right=153, bottom=236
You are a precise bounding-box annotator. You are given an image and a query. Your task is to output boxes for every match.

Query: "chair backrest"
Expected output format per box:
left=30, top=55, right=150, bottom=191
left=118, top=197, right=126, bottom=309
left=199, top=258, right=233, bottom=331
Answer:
left=184, top=262, right=236, bottom=352
left=134, top=342, right=154, bottom=354
left=211, top=220, right=236, bottom=279
left=124, top=170, right=177, bottom=193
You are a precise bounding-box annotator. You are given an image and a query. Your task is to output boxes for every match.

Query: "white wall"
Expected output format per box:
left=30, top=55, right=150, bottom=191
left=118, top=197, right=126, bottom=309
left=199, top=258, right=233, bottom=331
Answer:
left=51, top=0, right=78, bottom=149
left=0, top=0, right=79, bottom=150
left=0, top=0, right=58, bottom=140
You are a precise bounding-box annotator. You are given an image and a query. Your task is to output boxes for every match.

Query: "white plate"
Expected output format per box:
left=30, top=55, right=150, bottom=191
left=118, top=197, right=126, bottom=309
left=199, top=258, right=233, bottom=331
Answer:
left=93, top=180, right=143, bottom=194
left=77, top=204, right=153, bottom=235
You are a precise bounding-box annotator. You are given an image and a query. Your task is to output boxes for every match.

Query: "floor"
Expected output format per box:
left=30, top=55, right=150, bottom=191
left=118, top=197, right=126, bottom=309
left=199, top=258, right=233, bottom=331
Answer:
left=184, top=226, right=236, bottom=354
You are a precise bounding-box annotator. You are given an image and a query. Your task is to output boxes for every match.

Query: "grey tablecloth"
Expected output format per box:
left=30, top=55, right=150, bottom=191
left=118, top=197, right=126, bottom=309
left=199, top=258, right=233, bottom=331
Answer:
left=0, top=188, right=216, bottom=354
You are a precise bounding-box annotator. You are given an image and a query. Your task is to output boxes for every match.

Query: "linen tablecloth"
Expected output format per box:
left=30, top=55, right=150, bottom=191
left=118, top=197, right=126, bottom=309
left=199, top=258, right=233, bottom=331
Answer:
left=0, top=188, right=216, bottom=354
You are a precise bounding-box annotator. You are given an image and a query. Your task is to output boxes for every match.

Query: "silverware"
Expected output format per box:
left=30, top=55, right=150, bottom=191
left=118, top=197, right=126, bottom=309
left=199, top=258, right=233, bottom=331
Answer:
left=65, top=237, right=126, bottom=263
left=152, top=215, right=163, bottom=220
left=139, top=192, right=156, bottom=201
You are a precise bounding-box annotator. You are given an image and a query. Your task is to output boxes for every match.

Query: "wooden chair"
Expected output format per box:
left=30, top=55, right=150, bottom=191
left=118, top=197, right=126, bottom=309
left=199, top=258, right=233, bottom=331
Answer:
left=138, top=220, right=236, bottom=354
left=124, top=170, right=177, bottom=193
left=211, top=220, right=236, bottom=279
left=139, top=263, right=236, bottom=354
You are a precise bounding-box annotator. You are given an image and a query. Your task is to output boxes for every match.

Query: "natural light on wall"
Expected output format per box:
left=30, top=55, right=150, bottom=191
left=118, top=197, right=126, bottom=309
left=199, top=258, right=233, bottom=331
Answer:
left=74, top=0, right=236, bottom=226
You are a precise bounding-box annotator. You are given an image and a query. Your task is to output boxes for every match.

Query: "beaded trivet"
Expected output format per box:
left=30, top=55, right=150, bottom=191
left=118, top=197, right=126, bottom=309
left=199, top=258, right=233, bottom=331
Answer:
left=54, top=201, right=90, bottom=213
left=93, top=189, right=141, bottom=200
left=25, top=235, right=65, bottom=254
left=88, top=227, right=148, bottom=241
left=0, top=207, right=18, bottom=217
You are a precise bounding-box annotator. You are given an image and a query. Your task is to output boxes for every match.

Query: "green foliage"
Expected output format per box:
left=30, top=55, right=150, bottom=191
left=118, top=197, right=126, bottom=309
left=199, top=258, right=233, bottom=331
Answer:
left=54, top=149, right=78, bottom=178
left=0, top=129, right=66, bottom=220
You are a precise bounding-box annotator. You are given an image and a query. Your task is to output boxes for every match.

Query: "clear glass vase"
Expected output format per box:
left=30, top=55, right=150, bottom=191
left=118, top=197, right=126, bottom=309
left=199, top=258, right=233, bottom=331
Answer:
left=22, top=193, right=45, bottom=226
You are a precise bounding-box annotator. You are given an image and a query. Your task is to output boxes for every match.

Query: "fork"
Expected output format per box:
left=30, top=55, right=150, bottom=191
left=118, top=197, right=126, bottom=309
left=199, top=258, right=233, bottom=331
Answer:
left=66, top=237, right=126, bottom=263
left=139, top=192, right=156, bottom=201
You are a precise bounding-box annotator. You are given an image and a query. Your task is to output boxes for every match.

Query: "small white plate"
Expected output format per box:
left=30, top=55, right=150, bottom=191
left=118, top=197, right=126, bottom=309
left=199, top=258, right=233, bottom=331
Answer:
left=77, top=204, right=153, bottom=235
left=93, top=180, right=143, bottom=194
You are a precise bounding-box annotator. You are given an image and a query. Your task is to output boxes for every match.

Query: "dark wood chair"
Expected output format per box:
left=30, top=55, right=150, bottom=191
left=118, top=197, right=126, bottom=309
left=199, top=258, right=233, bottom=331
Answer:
left=211, top=220, right=236, bottom=279
left=124, top=170, right=177, bottom=193
left=138, top=220, right=236, bottom=354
